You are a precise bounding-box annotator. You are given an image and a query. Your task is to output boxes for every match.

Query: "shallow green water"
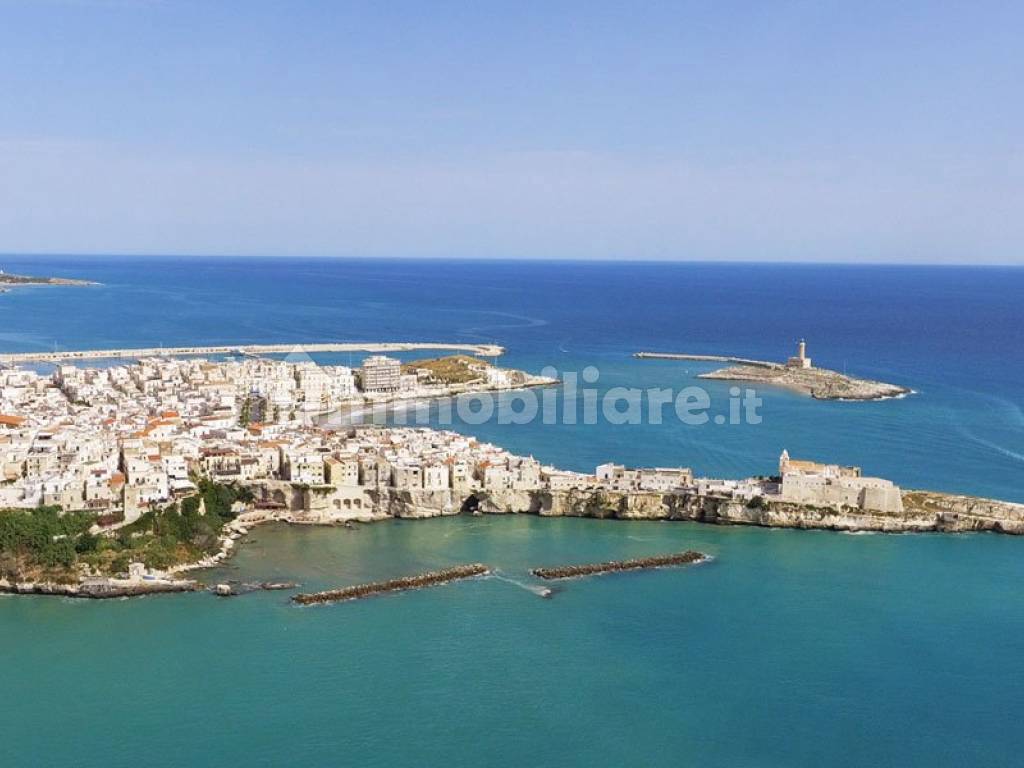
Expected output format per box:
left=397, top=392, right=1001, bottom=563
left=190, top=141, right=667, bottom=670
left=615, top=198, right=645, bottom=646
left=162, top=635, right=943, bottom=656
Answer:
left=4, top=516, right=1023, bottom=767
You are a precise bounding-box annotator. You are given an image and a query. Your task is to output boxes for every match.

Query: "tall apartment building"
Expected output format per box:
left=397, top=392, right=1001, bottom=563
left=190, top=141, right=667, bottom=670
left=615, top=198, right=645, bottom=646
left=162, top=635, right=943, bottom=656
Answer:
left=360, top=355, right=401, bottom=393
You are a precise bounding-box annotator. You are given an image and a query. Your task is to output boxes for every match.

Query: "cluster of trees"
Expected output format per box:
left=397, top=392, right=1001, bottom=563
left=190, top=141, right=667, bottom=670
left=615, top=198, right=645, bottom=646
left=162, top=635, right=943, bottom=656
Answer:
left=0, top=480, right=253, bottom=580
left=0, top=507, right=96, bottom=575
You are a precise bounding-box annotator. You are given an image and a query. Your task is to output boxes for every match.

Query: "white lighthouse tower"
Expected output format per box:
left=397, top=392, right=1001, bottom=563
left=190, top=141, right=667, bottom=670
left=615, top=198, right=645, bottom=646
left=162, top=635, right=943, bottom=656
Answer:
left=786, top=339, right=812, bottom=369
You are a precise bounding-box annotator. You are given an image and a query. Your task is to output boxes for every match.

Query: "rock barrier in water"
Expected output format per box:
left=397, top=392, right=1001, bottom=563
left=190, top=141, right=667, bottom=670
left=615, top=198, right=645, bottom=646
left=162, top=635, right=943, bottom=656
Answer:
left=292, top=564, right=489, bottom=605
left=531, top=551, right=707, bottom=580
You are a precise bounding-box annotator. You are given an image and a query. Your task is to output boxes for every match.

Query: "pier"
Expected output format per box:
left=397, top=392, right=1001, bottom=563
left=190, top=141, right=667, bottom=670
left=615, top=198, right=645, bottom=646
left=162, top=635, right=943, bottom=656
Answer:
left=634, top=351, right=779, bottom=368
left=292, top=563, right=490, bottom=605
left=0, top=341, right=505, bottom=365
left=531, top=551, right=707, bottom=580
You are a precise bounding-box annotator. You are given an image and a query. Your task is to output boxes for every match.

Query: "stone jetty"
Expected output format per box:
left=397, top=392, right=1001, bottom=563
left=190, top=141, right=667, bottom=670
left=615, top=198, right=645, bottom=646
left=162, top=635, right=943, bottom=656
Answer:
left=292, top=563, right=489, bottom=605
left=531, top=550, right=707, bottom=580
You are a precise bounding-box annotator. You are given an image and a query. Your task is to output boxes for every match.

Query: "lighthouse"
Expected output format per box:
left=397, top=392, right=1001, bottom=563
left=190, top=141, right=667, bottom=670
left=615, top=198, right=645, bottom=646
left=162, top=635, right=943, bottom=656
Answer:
left=787, top=339, right=812, bottom=369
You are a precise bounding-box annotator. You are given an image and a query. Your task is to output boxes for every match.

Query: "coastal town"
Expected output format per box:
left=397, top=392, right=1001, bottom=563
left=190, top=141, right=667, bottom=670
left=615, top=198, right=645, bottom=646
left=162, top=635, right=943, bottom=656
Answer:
left=0, top=350, right=555, bottom=518
left=6, top=343, right=1018, bottom=596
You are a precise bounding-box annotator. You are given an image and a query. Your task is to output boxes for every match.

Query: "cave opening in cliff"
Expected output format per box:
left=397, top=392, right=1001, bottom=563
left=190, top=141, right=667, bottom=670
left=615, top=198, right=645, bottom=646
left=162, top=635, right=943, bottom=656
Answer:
left=460, top=494, right=481, bottom=515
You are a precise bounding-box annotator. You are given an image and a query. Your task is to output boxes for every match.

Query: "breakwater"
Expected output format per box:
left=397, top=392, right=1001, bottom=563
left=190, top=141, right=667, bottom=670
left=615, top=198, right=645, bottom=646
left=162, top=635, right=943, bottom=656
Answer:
left=634, top=351, right=778, bottom=367
left=531, top=551, right=707, bottom=580
left=292, top=563, right=489, bottom=605
left=0, top=341, right=505, bottom=365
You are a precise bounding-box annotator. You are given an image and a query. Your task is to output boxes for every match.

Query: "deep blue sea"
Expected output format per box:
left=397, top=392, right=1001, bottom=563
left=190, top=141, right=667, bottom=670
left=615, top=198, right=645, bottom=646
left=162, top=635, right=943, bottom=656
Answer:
left=1, top=256, right=1023, bottom=767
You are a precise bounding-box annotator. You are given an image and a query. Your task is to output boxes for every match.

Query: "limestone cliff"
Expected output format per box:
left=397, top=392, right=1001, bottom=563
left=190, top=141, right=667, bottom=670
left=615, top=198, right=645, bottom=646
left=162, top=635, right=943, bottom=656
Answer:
left=263, top=481, right=1024, bottom=535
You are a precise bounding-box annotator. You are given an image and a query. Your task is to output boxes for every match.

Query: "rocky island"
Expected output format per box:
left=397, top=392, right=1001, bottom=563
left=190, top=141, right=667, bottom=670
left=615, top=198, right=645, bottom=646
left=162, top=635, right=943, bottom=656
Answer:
left=636, top=340, right=911, bottom=400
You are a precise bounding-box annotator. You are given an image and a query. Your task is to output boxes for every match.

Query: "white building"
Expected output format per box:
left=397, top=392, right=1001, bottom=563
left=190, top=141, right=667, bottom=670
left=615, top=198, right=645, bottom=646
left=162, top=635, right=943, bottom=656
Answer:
left=360, top=356, right=402, bottom=393
left=777, top=450, right=902, bottom=514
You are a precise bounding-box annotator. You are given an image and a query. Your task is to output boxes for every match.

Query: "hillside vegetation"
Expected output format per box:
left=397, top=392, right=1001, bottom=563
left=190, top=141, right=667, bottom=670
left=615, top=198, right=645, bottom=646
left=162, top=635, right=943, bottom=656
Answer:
left=0, top=480, right=250, bottom=583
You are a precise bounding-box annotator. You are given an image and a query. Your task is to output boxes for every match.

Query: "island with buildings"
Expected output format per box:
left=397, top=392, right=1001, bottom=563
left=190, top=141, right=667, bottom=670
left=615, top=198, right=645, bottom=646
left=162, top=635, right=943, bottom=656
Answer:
left=0, top=346, right=1020, bottom=597
left=636, top=340, right=912, bottom=400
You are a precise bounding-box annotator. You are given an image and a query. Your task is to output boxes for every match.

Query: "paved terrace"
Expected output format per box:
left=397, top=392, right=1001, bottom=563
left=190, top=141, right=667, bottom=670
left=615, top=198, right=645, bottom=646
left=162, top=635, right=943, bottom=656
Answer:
left=0, top=341, right=506, bottom=365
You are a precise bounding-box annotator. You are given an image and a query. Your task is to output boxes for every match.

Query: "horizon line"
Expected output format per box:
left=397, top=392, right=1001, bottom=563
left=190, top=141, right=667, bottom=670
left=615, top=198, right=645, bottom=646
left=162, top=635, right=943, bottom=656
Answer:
left=0, top=251, right=1021, bottom=268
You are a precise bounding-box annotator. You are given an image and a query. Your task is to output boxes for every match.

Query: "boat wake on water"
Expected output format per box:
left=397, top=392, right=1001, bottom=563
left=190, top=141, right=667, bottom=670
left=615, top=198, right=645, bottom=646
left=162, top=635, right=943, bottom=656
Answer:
left=488, top=570, right=554, bottom=598
left=956, top=426, right=1024, bottom=463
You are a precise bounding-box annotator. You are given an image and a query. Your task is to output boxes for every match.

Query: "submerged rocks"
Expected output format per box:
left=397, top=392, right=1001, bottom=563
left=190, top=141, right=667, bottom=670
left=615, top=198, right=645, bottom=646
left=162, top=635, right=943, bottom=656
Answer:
left=211, top=581, right=299, bottom=597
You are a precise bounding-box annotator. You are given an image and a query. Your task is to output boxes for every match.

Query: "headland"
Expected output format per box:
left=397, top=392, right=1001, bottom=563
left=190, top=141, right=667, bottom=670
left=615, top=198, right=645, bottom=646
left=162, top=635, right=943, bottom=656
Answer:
left=0, top=271, right=98, bottom=292
left=0, top=342, right=1018, bottom=599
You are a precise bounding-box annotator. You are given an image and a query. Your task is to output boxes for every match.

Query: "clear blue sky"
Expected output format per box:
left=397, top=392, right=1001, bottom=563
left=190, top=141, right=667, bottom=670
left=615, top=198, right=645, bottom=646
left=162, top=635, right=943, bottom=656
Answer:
left=1, top=0, right=1021, bottom=262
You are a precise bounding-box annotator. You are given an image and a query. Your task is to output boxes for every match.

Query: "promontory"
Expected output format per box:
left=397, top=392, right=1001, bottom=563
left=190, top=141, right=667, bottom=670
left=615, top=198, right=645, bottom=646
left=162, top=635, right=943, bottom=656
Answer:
left=0, top=270, right=98, bottom=291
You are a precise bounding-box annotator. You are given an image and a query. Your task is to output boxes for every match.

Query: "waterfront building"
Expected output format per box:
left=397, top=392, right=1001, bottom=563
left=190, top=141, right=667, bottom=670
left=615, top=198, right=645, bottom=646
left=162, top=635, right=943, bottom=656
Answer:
left=360, top=355, right=402, bottom=393
left=777, top=450, right=902, bottom=513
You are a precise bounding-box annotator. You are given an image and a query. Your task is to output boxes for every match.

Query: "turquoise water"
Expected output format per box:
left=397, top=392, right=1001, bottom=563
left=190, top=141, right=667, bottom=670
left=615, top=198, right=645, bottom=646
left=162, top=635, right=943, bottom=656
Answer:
left=1, top=257, right=1023, bottom=766
left=5, top=518, right=1024, bottom=767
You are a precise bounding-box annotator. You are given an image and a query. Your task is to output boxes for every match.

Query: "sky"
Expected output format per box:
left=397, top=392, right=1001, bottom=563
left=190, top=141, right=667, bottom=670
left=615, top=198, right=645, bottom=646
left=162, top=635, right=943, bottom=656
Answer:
left=0, top=0, right=1021, bottom=263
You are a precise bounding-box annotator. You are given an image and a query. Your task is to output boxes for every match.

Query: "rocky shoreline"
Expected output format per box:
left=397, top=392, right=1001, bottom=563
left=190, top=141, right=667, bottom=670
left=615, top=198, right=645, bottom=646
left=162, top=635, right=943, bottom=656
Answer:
left=634, top=350, right=911, bottom=400
left=5, top=482, right=1021, bottom=602
left=697, top=363, right=911, bottom=400
left=0, top=576, right=198, bottom=598
left=296, top=484, right=1024, bottom=535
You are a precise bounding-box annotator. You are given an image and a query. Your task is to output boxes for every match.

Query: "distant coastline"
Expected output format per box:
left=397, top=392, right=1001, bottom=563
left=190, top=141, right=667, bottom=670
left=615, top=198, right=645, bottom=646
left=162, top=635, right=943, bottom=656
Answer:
left=0, top=272, right=99, bottom=292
